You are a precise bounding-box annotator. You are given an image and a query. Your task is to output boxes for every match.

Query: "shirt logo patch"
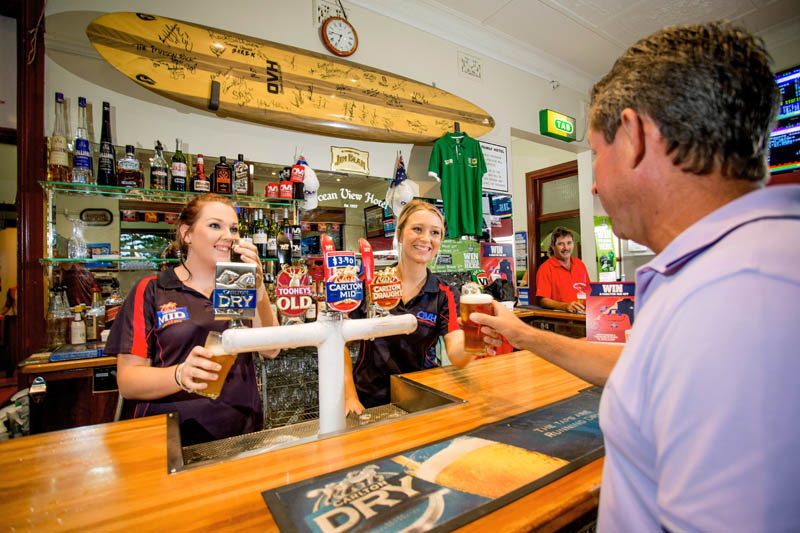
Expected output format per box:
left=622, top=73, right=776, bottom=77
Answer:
left=416, top=310, right=437, bottom=326
left=443, top=158, right=453, bottom=165
left=157, top=305, right=189, bottom=329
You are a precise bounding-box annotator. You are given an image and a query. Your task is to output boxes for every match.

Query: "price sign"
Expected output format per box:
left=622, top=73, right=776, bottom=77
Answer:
left=323, top=249, right=363, bottom=313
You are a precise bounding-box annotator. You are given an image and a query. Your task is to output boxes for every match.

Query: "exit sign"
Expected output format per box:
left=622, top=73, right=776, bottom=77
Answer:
left=539, top=109, right=576, bottom=142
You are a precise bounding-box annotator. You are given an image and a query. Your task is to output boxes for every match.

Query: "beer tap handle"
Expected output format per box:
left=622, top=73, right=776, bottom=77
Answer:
left=358, top=238, right=374, bottom=286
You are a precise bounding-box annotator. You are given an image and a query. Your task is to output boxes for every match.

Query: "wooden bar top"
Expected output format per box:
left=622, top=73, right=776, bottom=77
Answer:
left=0, top=351, right=601, bottom=532
left=515, top=307, right=586, bottom=321
left=19, top=354, right=118, bottom=374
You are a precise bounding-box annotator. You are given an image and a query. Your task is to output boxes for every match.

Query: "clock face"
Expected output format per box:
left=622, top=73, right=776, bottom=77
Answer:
left=322, top=17, right=358, bottom=57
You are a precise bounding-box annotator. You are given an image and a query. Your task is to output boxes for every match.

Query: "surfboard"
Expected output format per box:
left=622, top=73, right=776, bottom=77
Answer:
left=86, top=12, right=495, bottom=143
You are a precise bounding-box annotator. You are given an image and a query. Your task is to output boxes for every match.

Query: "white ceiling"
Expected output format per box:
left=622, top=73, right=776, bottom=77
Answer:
left=352, top=0, right=800, bottom=94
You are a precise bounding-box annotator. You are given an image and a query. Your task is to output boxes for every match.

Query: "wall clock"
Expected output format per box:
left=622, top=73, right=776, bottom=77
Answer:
left=321, top=16, right=358, bottom=57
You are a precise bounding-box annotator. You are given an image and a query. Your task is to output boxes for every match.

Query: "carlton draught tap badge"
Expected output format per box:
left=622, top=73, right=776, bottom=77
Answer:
left=213, top=262, right=257, bottom=319
left=370, top=267, right=402, bottom=311
left=275, top=263, right=313, bottom=317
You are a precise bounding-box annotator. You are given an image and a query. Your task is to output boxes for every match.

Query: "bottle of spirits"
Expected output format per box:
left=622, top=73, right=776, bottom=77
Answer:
left=104, top=279, right=124, bottom=330
left=253, top=209, right=268, bottom=259
left=150, top=140, right=169, bottom=190
left=290, top=223, right=302, bottom=258
left=46, top=288, right=65, bottom=347
left=86, top=286, right=106, bottom=342
left=57, top=286, right=72, bottom=343
left=70, top=310, right=87, bottom=345
left=190, top=154, right=211, bottom=193
left=117, top=145, right=143, bottom=188
left=281, top=208, right=291, bottom=237
left=214, top=156, right=232, bottom=194
left=170, top=139, right=187, bottom=191
left=50, top=92, right=70, bottom=182
left=97, top=101, right=117, bottom=186
left=233, top=153, right=252, bottom=196
left=72, top=96, right=93, bottom=185
left=277, top=210, right=292, bottom=269
left=266, top=211, right=278, bottom=260
left=238, top=207, right=250, bottom=241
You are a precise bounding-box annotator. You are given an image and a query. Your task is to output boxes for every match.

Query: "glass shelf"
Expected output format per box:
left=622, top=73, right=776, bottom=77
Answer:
left=40, top=257, right=178, bottom=264
left=39, top=257, right=278, bottom=264
left=39, top=181, right=298, bottom=208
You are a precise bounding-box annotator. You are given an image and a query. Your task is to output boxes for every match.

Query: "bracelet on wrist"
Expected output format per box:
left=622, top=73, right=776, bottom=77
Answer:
left=174, top=363, right=193, bottom=393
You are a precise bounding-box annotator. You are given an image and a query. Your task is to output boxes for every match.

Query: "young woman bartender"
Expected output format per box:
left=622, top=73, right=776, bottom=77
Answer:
left=105, top=194, right=279, bottom=445
left=345, top=200, right=472, bottom=413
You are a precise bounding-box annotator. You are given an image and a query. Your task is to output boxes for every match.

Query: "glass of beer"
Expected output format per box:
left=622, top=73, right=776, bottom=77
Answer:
left=194, top=331, right=238, bottom=400
left=576, top=290, right=587, bottom=312
left=461, top=293, right=494, bottom=354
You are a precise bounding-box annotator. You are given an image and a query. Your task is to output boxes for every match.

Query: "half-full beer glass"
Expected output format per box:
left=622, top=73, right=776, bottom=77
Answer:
left=194, top=331, right=238, bottom=399
left=461, top=293, right=494, bottom=353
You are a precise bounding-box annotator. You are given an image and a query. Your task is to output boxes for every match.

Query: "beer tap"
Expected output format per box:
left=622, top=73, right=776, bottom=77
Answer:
left=219, top=235, right=416, bottom=435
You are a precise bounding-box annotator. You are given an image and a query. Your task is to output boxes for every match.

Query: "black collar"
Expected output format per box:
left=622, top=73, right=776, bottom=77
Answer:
left=157, top=266, right=183, bottom=290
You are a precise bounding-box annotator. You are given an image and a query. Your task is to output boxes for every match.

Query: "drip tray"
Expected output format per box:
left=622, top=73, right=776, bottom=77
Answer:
left=167, top=375, right=465, bottom=473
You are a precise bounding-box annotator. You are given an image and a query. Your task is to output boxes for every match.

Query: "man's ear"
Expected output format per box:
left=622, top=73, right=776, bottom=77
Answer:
left=618, top=108, right=646, bottom=169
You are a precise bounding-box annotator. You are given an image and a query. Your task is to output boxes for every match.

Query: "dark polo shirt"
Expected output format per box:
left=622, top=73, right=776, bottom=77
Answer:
left=105, top=267, right=262, bottom=445
left=350, top=269, right=460, bottom=408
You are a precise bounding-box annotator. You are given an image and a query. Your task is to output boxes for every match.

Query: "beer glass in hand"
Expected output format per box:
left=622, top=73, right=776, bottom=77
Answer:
left=461, top=293, right=494, bottom=354
left=194, top=331, right=238, bottom=400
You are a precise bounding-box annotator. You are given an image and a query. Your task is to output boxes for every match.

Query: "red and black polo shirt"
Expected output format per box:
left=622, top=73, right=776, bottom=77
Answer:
left=350, top=269, right=460, bottom=408
left=104, top=267, right=262, bottom=445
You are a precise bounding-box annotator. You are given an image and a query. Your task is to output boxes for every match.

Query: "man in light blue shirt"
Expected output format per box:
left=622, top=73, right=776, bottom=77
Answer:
left=472, top=22, right=800, bottom=532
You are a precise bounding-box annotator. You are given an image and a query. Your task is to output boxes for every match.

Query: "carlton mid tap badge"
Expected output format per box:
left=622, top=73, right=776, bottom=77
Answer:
left=370, top=266, right=402, bottom=311
left=323, top=254, right=362, bottom=314
left=275, top=263, right=313, bottom=318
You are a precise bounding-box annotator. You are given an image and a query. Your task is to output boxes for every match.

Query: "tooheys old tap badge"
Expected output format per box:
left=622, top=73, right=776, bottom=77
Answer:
left=371, top=267, right=402, bottom=311
left=275, top=264, right=313, bottom=317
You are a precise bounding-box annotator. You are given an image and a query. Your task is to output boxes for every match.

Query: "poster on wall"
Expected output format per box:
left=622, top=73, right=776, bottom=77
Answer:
left=430, top=240, right=480, bottom=273
left=514, top=232, right=528, bottom=281
left=479, top=141, right=509, bottom=194
left=480, top=243, right=515, bottom=287
left=593, top=216, right=619, bottom=282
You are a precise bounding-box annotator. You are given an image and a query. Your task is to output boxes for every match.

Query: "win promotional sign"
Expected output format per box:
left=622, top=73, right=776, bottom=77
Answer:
left=480, top=243, right=515, bottom=288
left=586, top=282, right=635, bottom=344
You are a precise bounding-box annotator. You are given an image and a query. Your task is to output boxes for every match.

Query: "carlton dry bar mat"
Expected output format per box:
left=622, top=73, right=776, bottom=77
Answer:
left=262, top=388, right=604, bottom=532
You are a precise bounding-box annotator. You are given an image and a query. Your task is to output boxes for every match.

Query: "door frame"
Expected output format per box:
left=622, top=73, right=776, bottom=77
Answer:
left=525, top=160, right=579, bottom=297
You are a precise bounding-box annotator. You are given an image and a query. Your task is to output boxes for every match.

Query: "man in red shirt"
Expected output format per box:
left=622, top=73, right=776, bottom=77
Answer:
left=535, top=227, right=590, bottom=312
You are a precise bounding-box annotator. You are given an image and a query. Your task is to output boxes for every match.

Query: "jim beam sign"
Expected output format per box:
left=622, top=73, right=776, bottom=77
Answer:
left=370, top=267, right=402, bottom=311
left=275, top=264, right=313, bottom=317
left=330, top=146, right=370, bottom=174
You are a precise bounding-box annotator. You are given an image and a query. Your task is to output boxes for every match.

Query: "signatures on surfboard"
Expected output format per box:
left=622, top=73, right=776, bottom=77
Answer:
left=159, top=23, right=193, bottom=52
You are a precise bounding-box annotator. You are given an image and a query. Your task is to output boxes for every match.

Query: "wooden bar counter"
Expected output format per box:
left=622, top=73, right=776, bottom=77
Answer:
left=0, top=351, right=602, bottom=532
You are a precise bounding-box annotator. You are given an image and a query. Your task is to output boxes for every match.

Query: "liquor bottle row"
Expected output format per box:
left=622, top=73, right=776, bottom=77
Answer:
left=238, top=207, right=300, bottom=262
left=45, top=279, right=124, bottom=348
left=48, top=93, right=309, bottom=199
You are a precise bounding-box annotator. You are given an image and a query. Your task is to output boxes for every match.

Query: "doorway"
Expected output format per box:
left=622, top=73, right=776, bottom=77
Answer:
left=525, top=160, right=580, bottom=298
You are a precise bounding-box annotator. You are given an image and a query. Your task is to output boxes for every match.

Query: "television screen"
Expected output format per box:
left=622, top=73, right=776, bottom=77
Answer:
left=769, top=121, right=800, bottom=175
left=776, top=65, right=800, bottom=121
